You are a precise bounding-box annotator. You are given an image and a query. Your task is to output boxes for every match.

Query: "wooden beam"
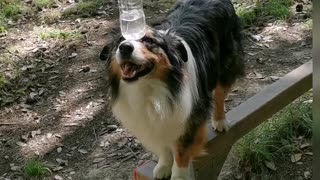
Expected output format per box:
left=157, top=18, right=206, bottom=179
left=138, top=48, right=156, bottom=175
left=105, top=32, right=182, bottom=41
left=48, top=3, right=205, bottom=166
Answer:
left=134, top=61, right=313, bottom=180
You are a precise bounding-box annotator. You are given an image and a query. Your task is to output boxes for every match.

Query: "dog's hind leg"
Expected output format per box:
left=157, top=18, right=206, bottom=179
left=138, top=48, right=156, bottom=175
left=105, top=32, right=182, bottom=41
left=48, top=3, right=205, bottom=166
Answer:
left=212, top=83, right=230, bottom=132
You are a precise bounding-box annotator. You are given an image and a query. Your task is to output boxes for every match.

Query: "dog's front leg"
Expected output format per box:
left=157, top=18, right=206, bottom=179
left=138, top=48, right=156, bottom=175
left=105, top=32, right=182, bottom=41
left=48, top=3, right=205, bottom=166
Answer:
left=153, top=147, right=173, bottom=179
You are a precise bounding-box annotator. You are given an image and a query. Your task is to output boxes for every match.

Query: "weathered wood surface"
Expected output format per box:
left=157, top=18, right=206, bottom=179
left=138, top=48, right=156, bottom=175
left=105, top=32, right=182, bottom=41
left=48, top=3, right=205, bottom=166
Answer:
left=135, top=61, right=313, bottom=180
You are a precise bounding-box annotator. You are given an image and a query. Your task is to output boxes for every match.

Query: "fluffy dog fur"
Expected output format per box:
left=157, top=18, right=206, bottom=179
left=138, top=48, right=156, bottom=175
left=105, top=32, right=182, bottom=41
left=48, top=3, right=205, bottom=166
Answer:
left=100, top=0, right=245, bottom=179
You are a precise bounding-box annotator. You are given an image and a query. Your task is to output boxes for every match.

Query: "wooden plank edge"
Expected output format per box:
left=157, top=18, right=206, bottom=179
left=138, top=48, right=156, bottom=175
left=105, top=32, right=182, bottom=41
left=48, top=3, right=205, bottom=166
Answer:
left=134, top=61, right=313, bottom=180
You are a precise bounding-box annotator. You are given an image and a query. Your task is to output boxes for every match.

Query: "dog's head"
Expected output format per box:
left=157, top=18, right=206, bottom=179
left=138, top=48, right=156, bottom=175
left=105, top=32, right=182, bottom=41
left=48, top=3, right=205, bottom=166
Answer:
left=100, top=27, right=188, bottom=83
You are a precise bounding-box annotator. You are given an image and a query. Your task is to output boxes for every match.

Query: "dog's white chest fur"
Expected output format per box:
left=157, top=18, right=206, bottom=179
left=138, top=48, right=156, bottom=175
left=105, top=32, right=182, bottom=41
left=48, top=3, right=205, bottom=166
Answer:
left=112, top=79, right=193, bottom=152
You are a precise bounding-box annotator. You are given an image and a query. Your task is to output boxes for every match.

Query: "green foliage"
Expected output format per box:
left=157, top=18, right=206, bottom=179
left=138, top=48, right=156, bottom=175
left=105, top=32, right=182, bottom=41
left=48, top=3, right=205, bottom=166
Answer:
left=237, top=7, right=257, bottom=26
left=236, top=99, right=312, bottom=172
left=0, top=14, right=6, bottom=33
left=0, top=0, right=22, bottom=26
left=264, top=0, right=291, bottom=19
left=63, top=0, right=104, bottom=16
left=2, top=4, right=22, bottom=18
left=39, top=29, right=82, bottom=41
left=24, top=160, right=50, bottom=178
left=237, top=0, right=292, bottom=27
left=33, top=0, right=55, bottom=9
left=304, top=19, right=312, bottom=30
left=0, top=74, right=7, bottom=89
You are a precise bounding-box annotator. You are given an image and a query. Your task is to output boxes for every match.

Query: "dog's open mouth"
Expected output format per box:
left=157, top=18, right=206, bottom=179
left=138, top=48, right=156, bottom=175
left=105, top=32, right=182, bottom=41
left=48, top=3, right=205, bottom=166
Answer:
left=120, top=62, right=153, bottom=82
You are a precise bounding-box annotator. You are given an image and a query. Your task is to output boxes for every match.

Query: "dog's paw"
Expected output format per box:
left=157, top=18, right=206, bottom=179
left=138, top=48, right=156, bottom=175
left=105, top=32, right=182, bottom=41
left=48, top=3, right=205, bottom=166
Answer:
left=170, top=176, right=190, bottom=180
left=212, top=119, right=229, bottom=132
left=153, top=163, right=172, bottom=179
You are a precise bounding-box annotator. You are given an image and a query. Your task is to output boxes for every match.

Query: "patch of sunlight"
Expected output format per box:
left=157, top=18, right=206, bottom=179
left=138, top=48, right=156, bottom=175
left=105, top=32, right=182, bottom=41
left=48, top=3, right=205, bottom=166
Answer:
left=259, top=21, right=306, bottom=44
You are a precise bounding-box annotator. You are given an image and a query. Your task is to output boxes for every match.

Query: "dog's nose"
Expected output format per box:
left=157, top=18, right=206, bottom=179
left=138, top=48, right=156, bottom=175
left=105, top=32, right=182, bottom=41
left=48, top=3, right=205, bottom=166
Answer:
left=119, top=42, right=134, bottom=57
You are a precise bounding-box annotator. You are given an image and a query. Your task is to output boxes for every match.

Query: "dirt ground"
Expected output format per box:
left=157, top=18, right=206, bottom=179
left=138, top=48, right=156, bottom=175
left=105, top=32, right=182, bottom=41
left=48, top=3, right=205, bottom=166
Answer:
left=0, top=0, right=312, bottom=180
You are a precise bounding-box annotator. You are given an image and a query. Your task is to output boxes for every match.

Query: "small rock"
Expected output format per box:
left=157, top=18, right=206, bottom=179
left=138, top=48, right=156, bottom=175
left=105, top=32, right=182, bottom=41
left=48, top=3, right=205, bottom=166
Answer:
left=57, top=147, right=62, bottom=153
left=69, top=171, right=75, bottom=175
left=4, top=155, right=9, bottom=159
left=54, top=175, right=63, bottom=180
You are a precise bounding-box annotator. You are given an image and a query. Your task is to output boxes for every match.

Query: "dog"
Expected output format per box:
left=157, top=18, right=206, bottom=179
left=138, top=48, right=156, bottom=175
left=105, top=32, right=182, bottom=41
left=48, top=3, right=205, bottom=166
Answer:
left=100, top=0, right=245, bottom=179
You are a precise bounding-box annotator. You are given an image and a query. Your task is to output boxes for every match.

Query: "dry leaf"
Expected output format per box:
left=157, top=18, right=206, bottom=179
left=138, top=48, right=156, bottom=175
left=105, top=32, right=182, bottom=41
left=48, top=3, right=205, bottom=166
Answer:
left=291, top=153, right=302, bottom=162
left=47, top=133, right=53, bottom=138
left=56, top=158, right=68, bottom=166
left=255, top=72, right=263, bottom=79
left=10, top=166, right=20, bottom=171
left=304, top=171, right=311, bottom=179
left=93, top=158, right=105, bottom=163
left=270, top=76, right=280, bottom=81
left=21, top=134, right=29, bottom=141
left=265, top=161, right=277, bottom=170
left=54, top=175, right=63, bottom=180
left=31, top=130, right=41, bottom=137
left=16, top=141, right=27, bottom=147
left=300, top=142, right=311, bottom=149
left=305, top=152, right=313, bottom=156
left=52, top=166, right=64, bottom=172
left=78, top=149, right=88, bottom=154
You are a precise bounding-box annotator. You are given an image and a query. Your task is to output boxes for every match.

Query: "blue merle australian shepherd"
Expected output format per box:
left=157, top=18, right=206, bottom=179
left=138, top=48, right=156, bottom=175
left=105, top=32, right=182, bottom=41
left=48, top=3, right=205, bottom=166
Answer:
left=100, top=0, right=245, bottom=179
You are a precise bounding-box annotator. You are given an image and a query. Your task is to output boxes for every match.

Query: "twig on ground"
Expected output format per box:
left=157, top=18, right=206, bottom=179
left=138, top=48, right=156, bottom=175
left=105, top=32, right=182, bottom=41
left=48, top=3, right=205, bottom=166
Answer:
left=124, top=144, right=139, bottom=159
left=120, top=153, right=137, bottom=163
left=0, top=123, right=18, bottom=126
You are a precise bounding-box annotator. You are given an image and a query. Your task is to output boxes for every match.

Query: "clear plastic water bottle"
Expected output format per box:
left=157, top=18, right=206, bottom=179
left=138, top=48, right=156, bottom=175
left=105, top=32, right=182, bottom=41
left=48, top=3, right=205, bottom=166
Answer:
left=118, top=0, right=146, bottom=40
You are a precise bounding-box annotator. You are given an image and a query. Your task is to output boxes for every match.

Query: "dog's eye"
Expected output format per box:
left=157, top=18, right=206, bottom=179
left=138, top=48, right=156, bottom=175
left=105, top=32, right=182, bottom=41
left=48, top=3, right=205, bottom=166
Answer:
left=142, top=37, right=154, bottom=44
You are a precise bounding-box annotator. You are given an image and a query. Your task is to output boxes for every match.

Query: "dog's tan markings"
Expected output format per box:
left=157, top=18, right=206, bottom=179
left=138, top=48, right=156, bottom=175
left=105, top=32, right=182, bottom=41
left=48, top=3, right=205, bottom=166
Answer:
left=145, top=29, right=154, bottom=38
left=174, top=124, right=207, bottom=168
left=212, top=84, right=230, bottom=131
left=141, top=47, right=172, bottom=81
left=110, top=57, right=121, bottom=79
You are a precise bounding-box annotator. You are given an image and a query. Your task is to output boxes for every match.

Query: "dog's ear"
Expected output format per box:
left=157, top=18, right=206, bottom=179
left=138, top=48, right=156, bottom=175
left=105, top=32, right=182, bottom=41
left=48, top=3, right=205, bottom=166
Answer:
left=176, top=39, right=188, bottom=62
left=166, top=37, right=188, bottom=63
left=100, top=43, right=112, bottom=61
left=100, top=28, right=122, bottom=61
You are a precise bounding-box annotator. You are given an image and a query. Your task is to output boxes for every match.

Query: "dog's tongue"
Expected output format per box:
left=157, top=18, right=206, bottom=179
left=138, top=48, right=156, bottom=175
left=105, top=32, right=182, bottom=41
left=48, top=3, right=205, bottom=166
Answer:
left=121, top=63, right=138, bottom=78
